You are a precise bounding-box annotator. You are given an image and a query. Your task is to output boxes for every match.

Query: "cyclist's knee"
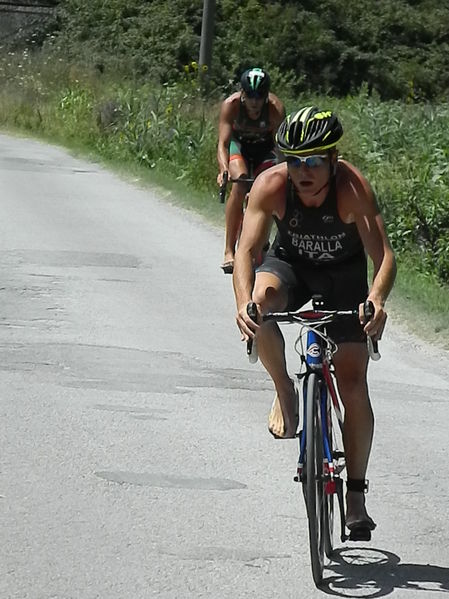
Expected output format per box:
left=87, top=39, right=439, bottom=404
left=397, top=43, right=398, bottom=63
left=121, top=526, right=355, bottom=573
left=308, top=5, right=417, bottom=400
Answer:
left=252, top=280, right=287, bottom=314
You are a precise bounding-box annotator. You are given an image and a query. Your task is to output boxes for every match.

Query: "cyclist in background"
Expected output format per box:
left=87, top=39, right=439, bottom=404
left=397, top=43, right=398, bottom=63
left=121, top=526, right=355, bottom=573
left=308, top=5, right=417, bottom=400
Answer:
left=233, top=107, right=397, bottom=540
left=217, top=67, right=285, bottom=273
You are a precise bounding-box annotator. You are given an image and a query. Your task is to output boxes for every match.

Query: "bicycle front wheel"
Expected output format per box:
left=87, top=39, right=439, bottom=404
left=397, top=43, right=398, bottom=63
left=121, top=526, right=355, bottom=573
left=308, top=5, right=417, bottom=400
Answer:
left=304, top=372, right=326, bottom=586
left=323, top=393, right=335, bottom=558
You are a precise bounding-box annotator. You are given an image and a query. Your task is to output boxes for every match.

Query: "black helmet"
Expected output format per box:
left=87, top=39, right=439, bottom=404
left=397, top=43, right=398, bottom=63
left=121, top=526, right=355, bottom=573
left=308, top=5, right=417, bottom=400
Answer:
left=276, top=106, right=343, bottom=155
left=240, top=68, right=270, bottom=98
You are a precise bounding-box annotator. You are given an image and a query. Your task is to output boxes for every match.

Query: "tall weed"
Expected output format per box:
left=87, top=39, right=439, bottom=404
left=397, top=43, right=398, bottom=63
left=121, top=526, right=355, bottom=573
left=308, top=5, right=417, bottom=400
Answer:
left=1, top=54, right=449, bottom=284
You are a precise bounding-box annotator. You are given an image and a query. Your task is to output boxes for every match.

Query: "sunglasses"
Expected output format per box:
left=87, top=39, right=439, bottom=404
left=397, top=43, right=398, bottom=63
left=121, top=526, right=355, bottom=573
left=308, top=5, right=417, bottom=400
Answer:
left=244, top=91, right=265, bottom=99
left=285, top=154, right=328, bottom=168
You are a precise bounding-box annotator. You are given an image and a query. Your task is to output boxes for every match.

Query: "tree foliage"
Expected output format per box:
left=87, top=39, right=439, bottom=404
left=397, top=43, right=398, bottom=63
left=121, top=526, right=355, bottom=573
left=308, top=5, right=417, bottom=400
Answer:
left=44, top=0, right=449, bottom=101
left=49, top=0, right=203, bottom=81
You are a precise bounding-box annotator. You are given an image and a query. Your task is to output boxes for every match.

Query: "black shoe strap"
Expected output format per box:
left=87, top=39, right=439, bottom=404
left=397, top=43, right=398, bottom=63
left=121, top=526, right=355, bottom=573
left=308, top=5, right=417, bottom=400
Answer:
left=347, top=478, right=369, bottom=493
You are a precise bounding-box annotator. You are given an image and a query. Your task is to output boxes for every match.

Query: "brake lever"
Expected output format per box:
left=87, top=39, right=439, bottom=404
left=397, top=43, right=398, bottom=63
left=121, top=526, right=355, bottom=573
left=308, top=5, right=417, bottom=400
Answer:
left=246, top=301, right=258, bottom=364
left=363, top=300, right=381, bottom=361
left=219, top=170, right=229, bottom=203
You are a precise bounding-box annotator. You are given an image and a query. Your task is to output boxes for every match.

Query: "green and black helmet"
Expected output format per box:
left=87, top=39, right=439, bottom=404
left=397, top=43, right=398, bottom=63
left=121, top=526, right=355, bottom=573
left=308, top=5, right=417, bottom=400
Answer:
left=240, top=68, right=270, bottom=98
left=276, top=106, right=343, bottom=155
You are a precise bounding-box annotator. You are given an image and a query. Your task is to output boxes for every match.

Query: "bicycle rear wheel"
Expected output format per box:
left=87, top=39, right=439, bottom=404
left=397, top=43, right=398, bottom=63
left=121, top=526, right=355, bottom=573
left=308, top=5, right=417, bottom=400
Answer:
left=304, top=373, right=326, bottom=586
left=323, top=377, right=347, bottom=549
left=323, top=395, right=335, bottom=558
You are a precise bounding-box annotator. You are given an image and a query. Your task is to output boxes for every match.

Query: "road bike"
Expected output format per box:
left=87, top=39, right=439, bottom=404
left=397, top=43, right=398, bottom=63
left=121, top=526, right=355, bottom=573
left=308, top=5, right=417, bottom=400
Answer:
left=247, top=296, right=379, bottom=587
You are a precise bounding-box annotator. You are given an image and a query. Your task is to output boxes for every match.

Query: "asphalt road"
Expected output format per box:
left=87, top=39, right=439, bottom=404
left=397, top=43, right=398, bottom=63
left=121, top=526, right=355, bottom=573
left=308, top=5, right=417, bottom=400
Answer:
left=0, top=133, right=448, bottom=598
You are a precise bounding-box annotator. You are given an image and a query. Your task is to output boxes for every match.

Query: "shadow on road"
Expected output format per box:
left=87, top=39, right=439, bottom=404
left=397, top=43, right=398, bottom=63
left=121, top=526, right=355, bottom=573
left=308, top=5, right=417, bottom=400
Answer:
left=320, top=546, right=449, bottom=597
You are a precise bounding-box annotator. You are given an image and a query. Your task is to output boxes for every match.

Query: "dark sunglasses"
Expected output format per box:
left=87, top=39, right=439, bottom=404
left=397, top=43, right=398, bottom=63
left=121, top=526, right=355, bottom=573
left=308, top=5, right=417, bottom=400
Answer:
left=286, top=154, right=328, bottom=168
left=244, top=90, right=265, bottom=99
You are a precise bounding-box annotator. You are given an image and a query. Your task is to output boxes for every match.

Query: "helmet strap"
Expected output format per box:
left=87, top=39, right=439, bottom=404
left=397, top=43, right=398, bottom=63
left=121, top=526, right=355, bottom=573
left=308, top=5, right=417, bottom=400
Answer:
left=311, top=151, right=336, bottom=196
left=329, top=149, right=338, bottom=176
left=312, top=178, right=330, bottom=197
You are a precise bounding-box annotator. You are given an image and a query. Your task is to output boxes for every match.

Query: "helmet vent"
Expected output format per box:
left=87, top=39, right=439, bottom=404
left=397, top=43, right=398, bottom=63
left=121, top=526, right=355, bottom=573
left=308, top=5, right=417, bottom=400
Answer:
left=276, top=107, right=343, bottom=154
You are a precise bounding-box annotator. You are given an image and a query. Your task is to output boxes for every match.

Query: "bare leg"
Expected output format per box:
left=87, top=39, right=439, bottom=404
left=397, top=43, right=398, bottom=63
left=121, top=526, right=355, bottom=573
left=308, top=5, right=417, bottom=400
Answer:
left=333, top=343, right=375, bottom=526
left=223, top=182, right=247, bottom=264
left=223, top=157, right=248, bottom=265
left=253, top=272, right=298, bottom=438
left=257, top=322, right=298, bottom=437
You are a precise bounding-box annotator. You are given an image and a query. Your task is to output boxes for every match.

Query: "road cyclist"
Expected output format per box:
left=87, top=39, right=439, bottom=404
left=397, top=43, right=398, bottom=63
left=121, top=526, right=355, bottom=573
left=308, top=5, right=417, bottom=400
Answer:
left=217, top=67, right=285, bottom=273
left=232, top=106, right=397, bottom=541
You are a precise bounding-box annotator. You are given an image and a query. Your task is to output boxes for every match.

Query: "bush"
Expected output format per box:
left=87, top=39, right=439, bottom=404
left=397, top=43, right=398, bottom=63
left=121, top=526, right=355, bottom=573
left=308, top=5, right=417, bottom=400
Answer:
left=1, top=52, right=449, bottom=285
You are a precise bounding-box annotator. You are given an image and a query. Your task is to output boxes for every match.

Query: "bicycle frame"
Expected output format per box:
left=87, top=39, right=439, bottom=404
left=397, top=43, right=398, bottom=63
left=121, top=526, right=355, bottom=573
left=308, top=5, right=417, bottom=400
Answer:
left=282, top=310, right=350, bottom=585
left=275, top=308, right=351, bottom=585
left=257, top=300, right=377, bottom=585
left=297, top=326, right=344, bottom=496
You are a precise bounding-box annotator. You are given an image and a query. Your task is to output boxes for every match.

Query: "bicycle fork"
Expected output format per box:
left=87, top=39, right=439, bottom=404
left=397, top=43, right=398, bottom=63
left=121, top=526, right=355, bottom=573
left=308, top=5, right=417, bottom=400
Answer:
left=294, top=330, right=342, bottom=494
left=295, top=372, right=339, bottom=490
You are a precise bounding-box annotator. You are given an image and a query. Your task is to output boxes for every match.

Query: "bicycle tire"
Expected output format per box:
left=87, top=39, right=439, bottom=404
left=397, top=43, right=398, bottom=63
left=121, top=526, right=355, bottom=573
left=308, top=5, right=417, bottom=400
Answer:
left=304, top=372, right=326, bottom=586
left=323, top=395, right=334, bottom=558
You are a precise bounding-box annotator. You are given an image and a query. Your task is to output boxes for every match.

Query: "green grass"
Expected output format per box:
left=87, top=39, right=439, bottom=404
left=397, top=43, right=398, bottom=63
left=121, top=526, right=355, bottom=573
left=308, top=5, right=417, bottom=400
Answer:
left=388, top=259, right=449, bottom=348
left=3, top=115, right=449, bottom=349
left=1, top=53, right=449, bottom=350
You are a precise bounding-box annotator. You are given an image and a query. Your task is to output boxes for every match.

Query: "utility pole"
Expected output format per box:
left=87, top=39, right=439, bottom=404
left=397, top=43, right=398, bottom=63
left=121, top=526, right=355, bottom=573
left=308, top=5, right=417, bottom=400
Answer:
left=199, top=0, right=216, bottom=89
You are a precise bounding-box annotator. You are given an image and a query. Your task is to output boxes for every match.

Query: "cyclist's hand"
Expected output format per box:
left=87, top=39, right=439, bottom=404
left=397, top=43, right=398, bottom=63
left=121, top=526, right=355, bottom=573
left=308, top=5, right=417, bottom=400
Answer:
left=217, top=171, right=226, bottom=186
left=236, top=302, right=260, bottom=342
left=359, top=298, right=387, bottom=341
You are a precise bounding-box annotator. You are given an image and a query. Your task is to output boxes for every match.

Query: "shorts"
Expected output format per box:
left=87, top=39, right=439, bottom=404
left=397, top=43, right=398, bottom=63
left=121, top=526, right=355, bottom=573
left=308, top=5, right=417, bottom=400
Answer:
left=256, top=249, right=368, bottom=343
left=229, top=139, right=277, bottom=176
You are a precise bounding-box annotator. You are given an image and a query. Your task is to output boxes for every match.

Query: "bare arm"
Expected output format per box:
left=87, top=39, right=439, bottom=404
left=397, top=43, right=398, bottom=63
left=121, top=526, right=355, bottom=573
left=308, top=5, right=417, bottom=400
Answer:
left=216, top=97, right=236, bottom=185
left=349, top=171, right=397, bottom=338
left=233, top=168, right=283, bottom=339
left=362, top=211, right=396, bottom=303
left=268, top=93, right=286, bottom=135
